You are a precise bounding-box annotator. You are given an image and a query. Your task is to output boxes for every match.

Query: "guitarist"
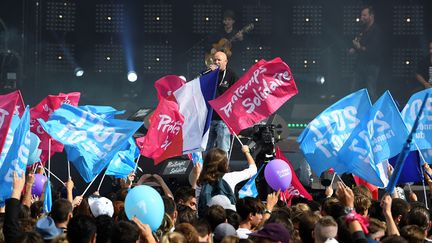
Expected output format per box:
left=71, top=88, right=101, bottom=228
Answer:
left=348, top=6, right=382, bottom=101
left=218, top=10, right=243, bottom=44
left=415, top=40, right=432, bottom=89
left=208, top=10, right=245, bottom=72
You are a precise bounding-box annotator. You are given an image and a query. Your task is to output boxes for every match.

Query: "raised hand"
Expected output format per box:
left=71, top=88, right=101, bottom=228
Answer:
left=336, top=181, right=354, bottom=208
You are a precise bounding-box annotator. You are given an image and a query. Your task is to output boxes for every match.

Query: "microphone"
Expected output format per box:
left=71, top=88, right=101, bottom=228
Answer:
left=200, top=68, right=213, bottom=76
left=200, top=64, right=219, bottom=76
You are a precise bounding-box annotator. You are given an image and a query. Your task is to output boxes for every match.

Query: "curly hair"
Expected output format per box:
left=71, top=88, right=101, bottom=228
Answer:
left=197, top=148, right=229, bottom=185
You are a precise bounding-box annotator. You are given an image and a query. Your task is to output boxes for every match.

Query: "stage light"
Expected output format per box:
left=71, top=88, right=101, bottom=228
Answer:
left=317, top=75, right=325, bottom=84
left=343, top=5, right=363, bottom=36
left=127, top=71, right=137, bottom=82
left=74, top=67, right=84, bottom=77
left=243, top=4, right=272, bottom=34
left=292, top=5, right=322, bottom=35
left=192, top=4, right=221, bottom=34
left=142, top=45, right=172, bottom=74
left=143, top=4, right=173, bottom=33
left=95, top=44, right=124, bottom=73
left=392, top=48, right=422, bottom=78
left=46, top=1, right=76, bottom=32
left=393, top=5, right=423, bottom=35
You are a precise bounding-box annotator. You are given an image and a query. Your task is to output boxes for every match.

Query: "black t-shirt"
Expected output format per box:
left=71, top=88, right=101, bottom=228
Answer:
left=355, top=24, right=382, bottom=66
left=416, top=56, right=432, bottom=82
left=212, top=68, right=238, bottom=120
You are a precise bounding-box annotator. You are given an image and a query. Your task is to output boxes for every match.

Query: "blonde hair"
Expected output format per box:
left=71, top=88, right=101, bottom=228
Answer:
left=160, top=232, right=187, bottom=243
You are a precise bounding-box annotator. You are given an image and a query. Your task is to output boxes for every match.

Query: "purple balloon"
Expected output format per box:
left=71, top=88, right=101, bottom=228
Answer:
left=264, top=159, right=292, bottom=191
left=32, top=174, right=47, bottom=197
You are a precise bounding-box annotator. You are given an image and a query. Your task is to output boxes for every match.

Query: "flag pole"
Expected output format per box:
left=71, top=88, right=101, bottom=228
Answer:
left=81, top=175, right=99, bottom=196
left=48, top=139, right=51, bottom=180
left=134, top=154, right=141, bottom=173
left=67, top=161, right=71, bottom=179
left=43, top=166, right=65, bottom=186
left=225, top=123, right=244, bottom=146
left=97, top=171, right=107, bottom=192
left=421, top=166, right=429, bottom=209
left=336, top=174, right=347, bottom=187
left=330, top=172, right=337, bottom=187
left=414, top=143, right=429, bottom=209
left=387, top=93, right=429, bottom=193
left=227, top=135, right=235, bottom=162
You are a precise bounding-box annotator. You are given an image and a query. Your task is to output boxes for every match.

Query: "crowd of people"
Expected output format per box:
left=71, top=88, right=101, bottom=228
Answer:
left=2, top=145, right=432, bottom=243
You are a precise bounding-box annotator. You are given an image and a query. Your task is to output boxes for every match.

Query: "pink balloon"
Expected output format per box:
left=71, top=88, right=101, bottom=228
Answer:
left=32, top=174, right=47, bottom=197
left=264, top=159, right=292, bottom=191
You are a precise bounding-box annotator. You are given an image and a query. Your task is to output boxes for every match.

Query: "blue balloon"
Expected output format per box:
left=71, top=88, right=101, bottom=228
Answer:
left=124, top=185, right=164, bottom=231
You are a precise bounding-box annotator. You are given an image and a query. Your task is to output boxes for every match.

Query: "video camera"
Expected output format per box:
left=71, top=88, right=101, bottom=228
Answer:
left=248, top=124, right=276, bottom=163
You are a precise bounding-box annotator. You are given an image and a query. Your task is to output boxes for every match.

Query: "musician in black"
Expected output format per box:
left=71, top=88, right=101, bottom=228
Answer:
left=349, top=6, right=382, bottom=101
left=207, top=10, right=245, bottom=73
left=415, top=41, right=432, bottom=89
left=214, top=10, right=243, bottom=43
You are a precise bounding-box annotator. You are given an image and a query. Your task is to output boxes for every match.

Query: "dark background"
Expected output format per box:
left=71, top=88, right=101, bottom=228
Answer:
left=1, top=0, right=431, bottom=193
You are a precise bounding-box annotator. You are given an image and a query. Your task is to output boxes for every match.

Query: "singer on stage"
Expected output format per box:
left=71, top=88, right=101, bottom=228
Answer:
left=206, top=51, right=238, bottom=153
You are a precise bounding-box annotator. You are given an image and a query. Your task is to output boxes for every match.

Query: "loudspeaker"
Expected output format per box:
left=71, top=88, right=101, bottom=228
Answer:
left=160, top=157, right=193, bottom=193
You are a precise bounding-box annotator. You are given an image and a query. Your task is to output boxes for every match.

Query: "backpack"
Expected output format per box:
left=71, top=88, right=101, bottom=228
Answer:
left=197, top=179, right=236, bottom=217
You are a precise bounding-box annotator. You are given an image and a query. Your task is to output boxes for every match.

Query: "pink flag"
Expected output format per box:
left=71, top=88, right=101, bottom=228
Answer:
left=209, top=58, right=298, bottom=134
left=30, top=92, right=80, bottom=162
left=138, top=71, right=219, bottom=165
left=155, top=75, right=186, bottom=101
left=136, top=97, right=184, bottom=164
left=0, top=90, right=25, bottom=154
left=275, top=147, right=312, bottom=204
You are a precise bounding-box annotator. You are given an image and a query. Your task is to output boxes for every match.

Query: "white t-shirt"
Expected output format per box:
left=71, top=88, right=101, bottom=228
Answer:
left=195, top=164, right=258, bottom=200
left=236, top=227, right=252, bottom=239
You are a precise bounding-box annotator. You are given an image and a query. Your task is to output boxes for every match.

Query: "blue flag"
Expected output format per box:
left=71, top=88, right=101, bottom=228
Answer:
left=38, top=104, right=143, bottom=183
left=401, top=88, right=432, bottom=150
left=388, top=151, right=422, bottom=184
left=190, top=152, right=203, bottom=166
left=43, top=179, right=52, bottom=213
left=0, top=114, right=20, bottom=169
left=105, top=138, right=139, bottom=179
left=297, top=89, right=371, bottom=175
left=27, top=132, right=42, bottom=165
left=0, top=107, right=31, bottom=206
left=78, top=105, right=125, bottom=119
left=238, top=164, right=265, bottom=199
left=339, top=91, right=409, bottom=187
left=387, top=93, right=429, bottom=193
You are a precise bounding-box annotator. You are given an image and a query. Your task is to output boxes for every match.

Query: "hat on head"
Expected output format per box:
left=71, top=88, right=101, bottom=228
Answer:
left=35, top=216, right=63, bottom=240
left=207, top=195, right=236, bottom=211
left=213, top=223, right=237, bottom=241
left=248, top=223, right=291, bottom=243
left=223, top=10, right=236, bottom=20
left=88, top=196, right=114, bottom=218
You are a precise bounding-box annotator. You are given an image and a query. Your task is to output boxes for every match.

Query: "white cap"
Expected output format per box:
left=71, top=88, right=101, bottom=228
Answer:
left=88, top=196, right=114, bottom=218
left=207, top=195, right=236, bottom=211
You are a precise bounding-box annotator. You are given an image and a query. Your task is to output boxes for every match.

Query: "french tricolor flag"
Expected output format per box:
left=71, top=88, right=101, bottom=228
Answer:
left=137, top=71, right=218, bottom=164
